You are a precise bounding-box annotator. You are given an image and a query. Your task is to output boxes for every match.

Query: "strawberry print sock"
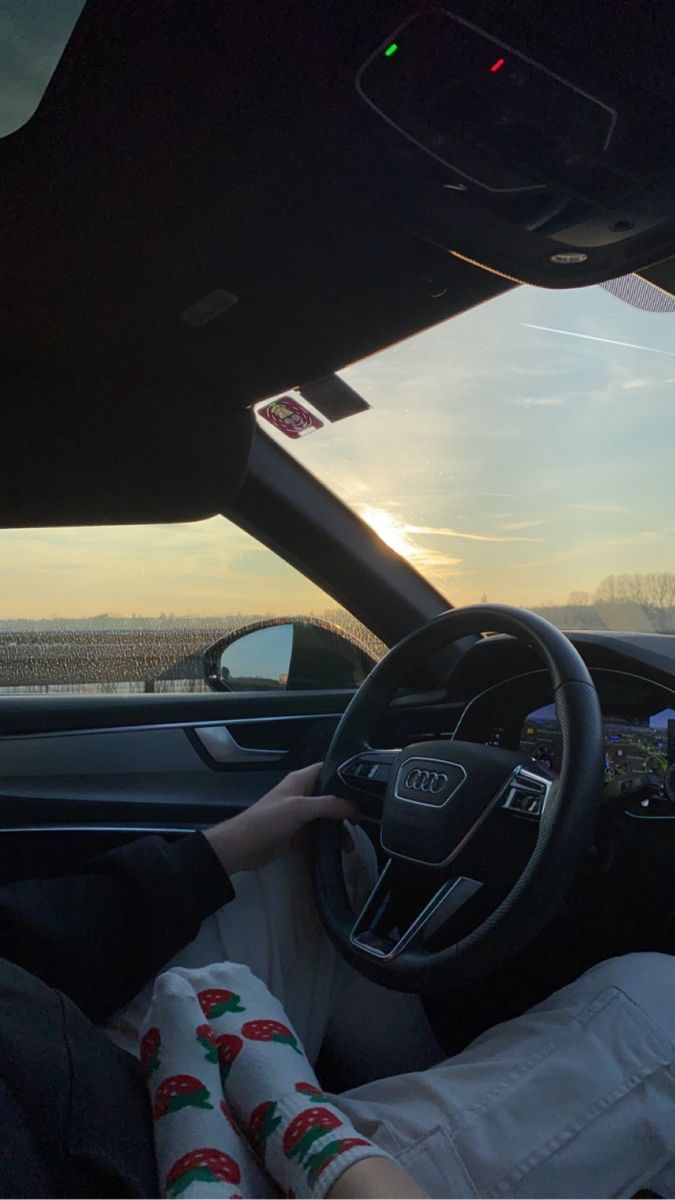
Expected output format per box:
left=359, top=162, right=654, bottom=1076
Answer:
left=140, top=971, right=276, bottom=1198
left=170, top=961, right=392, bottom=1199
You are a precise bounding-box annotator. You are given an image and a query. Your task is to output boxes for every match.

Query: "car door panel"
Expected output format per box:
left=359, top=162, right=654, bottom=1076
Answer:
left=0, top=691, right=354, bottom=883
left=0, top=687, right=453, bottom=883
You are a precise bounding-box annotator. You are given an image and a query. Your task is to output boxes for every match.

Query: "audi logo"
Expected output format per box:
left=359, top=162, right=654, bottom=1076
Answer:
left=404, top=768, right=448, bottom=794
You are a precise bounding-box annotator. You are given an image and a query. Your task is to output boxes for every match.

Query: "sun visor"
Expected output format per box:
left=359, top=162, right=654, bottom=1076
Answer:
left=0, top=366, right=255, bottom=528
left=298, top=375, right=370, bottom=423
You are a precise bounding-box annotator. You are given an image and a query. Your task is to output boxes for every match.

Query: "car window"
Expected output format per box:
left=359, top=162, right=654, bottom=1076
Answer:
left=0, top=518, right=384, bottom=696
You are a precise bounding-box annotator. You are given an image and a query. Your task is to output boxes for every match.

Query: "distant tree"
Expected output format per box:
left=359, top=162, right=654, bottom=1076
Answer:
left=595, top=575, right=628, bottom=603
left=647, top=573, right=675, bottom=607
left=567, top=590, right=590, bottom=606
left=594, top=573, right=675, bottom=607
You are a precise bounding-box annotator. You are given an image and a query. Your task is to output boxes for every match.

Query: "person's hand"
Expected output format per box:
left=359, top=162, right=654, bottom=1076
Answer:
left=204, top=763, right=358, bottom=876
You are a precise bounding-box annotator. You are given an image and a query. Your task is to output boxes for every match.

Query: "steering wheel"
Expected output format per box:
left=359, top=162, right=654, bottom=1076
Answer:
left=311, top=605, right=603, bottom=992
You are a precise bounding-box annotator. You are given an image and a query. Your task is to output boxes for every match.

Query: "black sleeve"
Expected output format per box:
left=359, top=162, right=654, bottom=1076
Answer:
left=0, top=832, right=235, bottom=1021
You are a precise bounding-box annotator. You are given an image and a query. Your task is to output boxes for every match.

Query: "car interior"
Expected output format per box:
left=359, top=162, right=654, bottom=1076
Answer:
left=1, top=0, right=675, bottom=1076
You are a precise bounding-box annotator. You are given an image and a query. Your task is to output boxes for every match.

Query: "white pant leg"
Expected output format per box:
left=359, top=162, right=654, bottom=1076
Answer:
left=107, top=838, right=339, bottom=1063
left=331, top=952, right=675, bottom=1199
left=108, top=828, right=441, bottom=1081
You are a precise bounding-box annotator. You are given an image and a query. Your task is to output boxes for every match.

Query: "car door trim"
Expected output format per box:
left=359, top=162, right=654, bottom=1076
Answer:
left=0, top=713, right=343, bottom=741
left=0, top=824, right=202, bottom=834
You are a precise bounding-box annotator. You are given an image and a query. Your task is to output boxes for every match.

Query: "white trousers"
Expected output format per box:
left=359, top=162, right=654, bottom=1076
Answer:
left=109, top=842, right=675, bottom=1198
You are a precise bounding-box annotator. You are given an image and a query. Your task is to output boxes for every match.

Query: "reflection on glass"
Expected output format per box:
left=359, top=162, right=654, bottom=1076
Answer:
left=1, top=1, right=87, bottom=138
left=220, top=624, right=293, bottom=690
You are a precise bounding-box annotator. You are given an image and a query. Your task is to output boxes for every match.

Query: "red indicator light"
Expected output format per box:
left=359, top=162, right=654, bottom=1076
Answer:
left=490, top=57, right=506, bottom=73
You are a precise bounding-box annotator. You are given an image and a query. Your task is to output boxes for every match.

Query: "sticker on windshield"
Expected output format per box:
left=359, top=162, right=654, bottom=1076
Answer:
left=257, top=396, right=323, bottom=439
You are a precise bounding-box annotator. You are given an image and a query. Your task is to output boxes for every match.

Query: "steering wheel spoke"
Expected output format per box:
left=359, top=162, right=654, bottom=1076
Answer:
left=501, top=765, right=554, bottom=819
left=350, top=860, right=483, bottom=962
left=337, top=749, right=396, bottom=820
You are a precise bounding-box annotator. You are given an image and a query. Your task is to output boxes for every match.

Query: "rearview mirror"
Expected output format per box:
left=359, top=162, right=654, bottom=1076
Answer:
left=203, top=618, right=377, bottom=692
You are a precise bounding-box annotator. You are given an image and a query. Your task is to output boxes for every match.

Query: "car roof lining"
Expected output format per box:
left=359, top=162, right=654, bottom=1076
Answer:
left=1, top=0, right=674, bottom=528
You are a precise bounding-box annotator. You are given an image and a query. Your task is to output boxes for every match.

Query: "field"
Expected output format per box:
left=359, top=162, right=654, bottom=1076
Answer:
left=0, top=612, right=386, bottom=694
left=1, top=603, right=673, bottom=695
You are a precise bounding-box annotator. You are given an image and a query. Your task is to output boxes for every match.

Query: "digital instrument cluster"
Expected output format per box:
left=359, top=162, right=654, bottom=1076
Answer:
left=519, top=703, right=675, bottom=806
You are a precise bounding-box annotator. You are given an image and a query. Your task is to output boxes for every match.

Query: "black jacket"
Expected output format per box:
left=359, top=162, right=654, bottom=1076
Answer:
left=0, top=833, right=235, bottom=1197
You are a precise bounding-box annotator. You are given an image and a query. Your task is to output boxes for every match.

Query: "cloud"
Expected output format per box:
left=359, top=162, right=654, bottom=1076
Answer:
left=404, top=524, right=544, bottom=543
left=409, top=549, right=464, bottom=577
left=563, top=503, right=626, bottom=513
left=511, top=364, right=570, bottom=377
left=620, top=376, right=675, bottom=390
left=588, top=530, right=671, bottom=550
left=621, top=378, right=654, bottom=390
left=512, top=396, right=565, bottom=408
left=594, top=532, right=672, bottom=547
left=37, top=562, right=86, bottom=572
left=497, top=518, right=551, bottom=531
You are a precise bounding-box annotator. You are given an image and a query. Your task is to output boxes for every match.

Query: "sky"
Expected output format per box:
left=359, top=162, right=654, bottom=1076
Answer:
left=1, top=3, right=673, bottom=622
left=1, top=280, right=673, bottom=620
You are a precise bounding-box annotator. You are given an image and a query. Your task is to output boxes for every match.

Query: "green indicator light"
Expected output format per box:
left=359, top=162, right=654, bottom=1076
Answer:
left=384, top=42, right=399, bottom=57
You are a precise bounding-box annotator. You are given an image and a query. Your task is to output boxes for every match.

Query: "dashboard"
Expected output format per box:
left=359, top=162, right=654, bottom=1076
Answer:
left=378, top=630, right=675, bottom=959
left=447, top=634, right=675, bottom=824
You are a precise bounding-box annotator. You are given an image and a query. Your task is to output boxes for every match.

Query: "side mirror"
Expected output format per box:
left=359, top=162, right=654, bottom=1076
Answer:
left=203, top=618, right=377, bottom=692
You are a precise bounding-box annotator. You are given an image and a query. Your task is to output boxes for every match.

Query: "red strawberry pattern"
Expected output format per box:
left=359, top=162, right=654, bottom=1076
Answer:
left=216, top=1033, right=244, bottom=1081
left=153, top=1074, right=213, bottom=1120
left=140, top=1026, right=161, bottom=1077
left=195, top=1023, right=220, bottom=1064
left=283, top=1106, right=342, bottom=1164
left=295, top=1080, right=329, bottom=1102
left=242, top=1018, right=302, bottom=1054
left=306, top=1137, right=371, bottom=1188
left=194, top=1024, right=243, bottom=1079
left=143, top=992, right=380, bottom=1200
left=248, top=1099, right=282, bottom=1155
left=165, top=1148, right=240, bottom=1197
left=197, top=988, right=245, bottom=1019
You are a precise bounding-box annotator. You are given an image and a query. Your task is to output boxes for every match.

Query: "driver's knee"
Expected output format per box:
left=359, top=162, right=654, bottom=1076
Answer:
left=582, top=951, right=675, bottom=1040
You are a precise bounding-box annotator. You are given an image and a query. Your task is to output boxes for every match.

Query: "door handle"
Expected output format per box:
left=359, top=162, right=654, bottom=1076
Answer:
left=193, top=724, right=287, bottom=765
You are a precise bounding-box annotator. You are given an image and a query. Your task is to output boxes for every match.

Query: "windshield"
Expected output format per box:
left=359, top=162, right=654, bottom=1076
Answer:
left=260, top=282, right=675, bottom=634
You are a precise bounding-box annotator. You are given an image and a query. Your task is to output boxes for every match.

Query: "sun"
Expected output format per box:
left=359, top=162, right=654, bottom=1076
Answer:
left=358, top=505, right=417, bottom=558
left=358, top=505, right=463, bottom=582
